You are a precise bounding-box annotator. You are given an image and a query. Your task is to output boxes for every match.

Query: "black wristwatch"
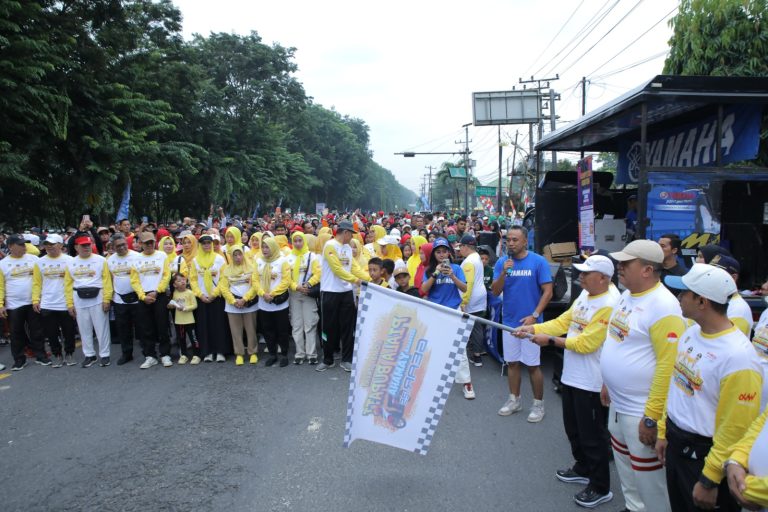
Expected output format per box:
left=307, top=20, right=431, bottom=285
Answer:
left=548, top=336, right=556, bottom=347
left=642, top=416, right=657, bottom=429
left=698, top=474, right=718, bottom=489
left=432, top=272, right=439, bottom=279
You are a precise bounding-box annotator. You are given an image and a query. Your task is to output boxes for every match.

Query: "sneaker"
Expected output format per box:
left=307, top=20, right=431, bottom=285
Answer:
left=279, top=356, right=289, bottom=367
left=527, top=399, right=545, bottom=423
left=190, top=355, right=202, bottom=365
left=64, top=353, right=76, bottom=366
left=178, top=355, right=189, bottom=365
left=235, top=355, right=244, bottom=366
left=308, top=357, right=318, bottom=365
left=471, top=354, right=483, bottom=367
left=35, top=356, right=52, bottom=366
left=265, top=356, right=278, bottom=367
left=99, top=357, right=111, bottom=367
left=340, top=361, right=352, bottom=372
left=294, top=357, right=304, bottom=365
left=462, top=382, right=476, bottom=399
left=249, top=354, right=258, bottom=365
left=0, top=336, right=9, bottom=345
left=216, top=353, right=225, bottom=363
left=140, top=356, right=158, bottom=369
left=574, top=486, right=613, bottom=508
left=11, top=360, right=27, bottom=371
left=116, top=354, right=133, bottom=366
left=0, top=362, right=4, bottom=371
left=51, top=355, right=64, bottom=368
left=498, top=395, right=522, bottom=416
left=161, top=356, right=172, bottom=367
left=556, top=467, right=590, bottom=485
left=315, top=361, right=335, bottom=372
left=203, top=354, right=214, bottom=363
left=81, top=356, right=98, bottom=368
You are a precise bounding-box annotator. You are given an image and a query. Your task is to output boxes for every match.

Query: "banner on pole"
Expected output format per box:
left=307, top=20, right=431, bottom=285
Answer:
left=116, top=182, right=131, bottom=223
left=344, top=284, right=475, bottom=455
left=577, top=156, right=595, bottom=252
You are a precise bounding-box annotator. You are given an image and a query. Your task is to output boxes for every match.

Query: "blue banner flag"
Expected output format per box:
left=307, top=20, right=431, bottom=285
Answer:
left=116, top=182, right=131, bottom=222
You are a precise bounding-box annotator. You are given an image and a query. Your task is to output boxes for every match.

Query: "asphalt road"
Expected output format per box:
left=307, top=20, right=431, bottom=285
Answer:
left=0, top=343, right=623, bottom=512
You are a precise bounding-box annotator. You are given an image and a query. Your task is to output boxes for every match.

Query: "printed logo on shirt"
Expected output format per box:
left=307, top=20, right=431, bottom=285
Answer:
left=72, top=265, right=97, bottom=279
left=672, top=344, right=703, bottom=397
left=110, top=261, right=132, bottom=277
left=8, top=263, right=33, bottom=278
left=507, top=269, right=533, bottom=277
left=137, top=261, right=161, bottom=275
left=608, top=306, right=631, bottom=342
left=667, top=332, right=679, bottom=344
left=42, top=264, right=66, bottom=279
left=569, top=304, right=590, bottom=333
left=738, top=392, right=757, bottom=403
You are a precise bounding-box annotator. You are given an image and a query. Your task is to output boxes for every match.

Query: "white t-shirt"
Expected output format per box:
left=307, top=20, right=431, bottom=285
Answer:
left=461, top=251, right=487, bottom=313
left=728, top=293, right=754, bottom=336
left=222, top=267, right=258, bottom=314
left=108, top=251, right=139, bottom=305
left=0, top=254, right=37, bottom=310
left=257, top=257, right=289, bottom=312
left=752, top=308, right=768, bottom=411
left=35, top=254, right=73, bottom=311
left=321, top=239, right=355, bottom=293
left=66, top=254, right=109, bottom=309
left=133, top=251, right=168, bottom=293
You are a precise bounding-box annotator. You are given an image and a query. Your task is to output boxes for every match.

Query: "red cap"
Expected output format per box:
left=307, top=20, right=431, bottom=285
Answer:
left=291, top=225, right=304, bottom=233
left=75, top=236, right=91, bottom=245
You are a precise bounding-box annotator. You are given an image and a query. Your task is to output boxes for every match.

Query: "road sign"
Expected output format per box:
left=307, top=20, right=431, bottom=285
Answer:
left=475, top=186, right=497, bottom=197
left=449, top=167, right=467, bottom=178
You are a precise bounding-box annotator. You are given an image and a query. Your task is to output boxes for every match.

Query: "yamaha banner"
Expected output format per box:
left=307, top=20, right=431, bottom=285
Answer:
left=616, top=105, right=763, bottom=185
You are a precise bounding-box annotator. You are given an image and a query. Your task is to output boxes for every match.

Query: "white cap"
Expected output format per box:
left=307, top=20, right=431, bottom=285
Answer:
left=664, top=263, right=737, bottom=305
left=389, top=228, right=401, bottom=240
left=377, top=235, right=399, bottom=246
left=573, top=255, right=615, bottom=277
left=610, top=239, right=664, bottom=264
left=44, top=234, right=64, bottom=245
left=23, top=233, right=40, bottom=246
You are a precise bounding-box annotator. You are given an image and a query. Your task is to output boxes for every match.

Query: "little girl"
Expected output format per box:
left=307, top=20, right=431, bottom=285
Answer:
left=168, top=273, right=200, bottom=364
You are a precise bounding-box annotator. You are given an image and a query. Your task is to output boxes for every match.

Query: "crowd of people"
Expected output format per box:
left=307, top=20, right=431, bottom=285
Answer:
left=2, top=208, right=768, bottom=511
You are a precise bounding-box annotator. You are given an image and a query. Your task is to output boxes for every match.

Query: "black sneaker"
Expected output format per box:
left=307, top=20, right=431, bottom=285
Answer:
left=574, top=486, right=613, bottom=508
left=308, top=358, right=318, bottom=365
left=99, top=357, right=111, bottom=367
left=471, top=354, right=483, bottom=367
left=11, top=360, right=27, bottom=371
left=35, top=356, right=52, bottom=366
left=556, top=467, right=590, bottom=484
left=116, top=354, right=133, bottom=366
left=81, top=356, right=98, bottom=368
left=264, top=356, right=278, bottom=367
left=51, top=355, right=64, bottom=368
left=279, top=356, right=289, bottom=367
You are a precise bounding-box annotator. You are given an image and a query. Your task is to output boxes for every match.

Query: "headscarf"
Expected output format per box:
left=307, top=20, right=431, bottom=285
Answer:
left=260, top=237, right=282, bottom=292
left=381, top=239, right=403, bottom=261
left=181, top=234, right=197, bottom=264
left=315, top=233, right=332, bottom=255
left=407, top=235, right=427, bottom=286
left=274, top=234, right=291, bottom=255
left=371, top=225, right=386, bottom=256
left=318, top=226, right=332, bottom=236
left=222, top=246, right=253, bottom=279
left=159, top=235, right=176, bottom=256
left=291, top=232, right=309, bottom=283
left=248, top=232, right=263, bottom=260
left=303, top=234, right=317, bottom=254
left=350, top=238, right=369, bottom=268
left=698, top=244, right=730, bottom=264
left=195, top=240, right=218, bottom=296
left=224, top=226, right=243, bottom=264
left=414, top=242, right=433, bottom=295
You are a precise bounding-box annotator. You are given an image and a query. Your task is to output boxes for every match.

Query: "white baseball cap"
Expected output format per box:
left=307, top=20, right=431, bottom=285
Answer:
left=664, top=263, right=736, bottom=305
left=44, top=234, right=64, bottom=245
left=573, top=255, right=615, bottom=277
left=610, top=239, right=664, bottom=264
left=23, top=233, right=40, bottom=246
left=377, top=234, right=399, bottom=246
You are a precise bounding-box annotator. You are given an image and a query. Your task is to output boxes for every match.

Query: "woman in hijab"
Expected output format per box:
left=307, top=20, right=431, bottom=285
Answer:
left=273, top=234, right=292, bottom=256
left=218, top=246, right=260, bottom=366
left=223, top=226, right=249, bottom=265
left=248, top=232, right=263, bottom=262
left=406, top=235, right=427, bottom=286
left=287, top=232, right=321, bottom=365
left=256, top=237, right=291, bottom=367
left=188, top=234, right=229, bottom=362
left=413, top=242, right=433, bottom=297
left=378, top=235, right=404, bottom=287
left=365, top=225, right=386, bottom=258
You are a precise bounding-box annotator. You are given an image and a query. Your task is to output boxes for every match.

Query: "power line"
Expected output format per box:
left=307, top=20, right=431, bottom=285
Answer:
left=558, top=0, right=647, bottom=77
left=591, top=50, right=669, bottom=81
left=585, top=5, right=678, bottom=78
left=405, top=127, right=464, bottom=152
left=522, top=0, right=586, bottom=78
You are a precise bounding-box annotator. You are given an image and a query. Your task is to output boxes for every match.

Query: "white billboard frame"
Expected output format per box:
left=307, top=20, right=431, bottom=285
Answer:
left=472, top=90, right=541, bottom=126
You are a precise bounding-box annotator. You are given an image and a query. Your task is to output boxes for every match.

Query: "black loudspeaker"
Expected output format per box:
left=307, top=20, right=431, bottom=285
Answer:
left=534, top=189, right=579, bottom=253
left=476, top=231, right=500, bottom=252
left=549, top=262, right=568, bottom=302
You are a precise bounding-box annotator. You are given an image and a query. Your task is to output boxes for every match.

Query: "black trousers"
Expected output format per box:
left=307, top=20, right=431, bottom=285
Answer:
left=8, top=305, right=45, bottom=363
left=467, top=310, right=486, bottom=355
left=175, top=323, right=199, bottom=357
left=195, top=297, right=227, bottom=356
left=40, top=309, right=76, bottom=356
left=561, top=383, right=611, bottom=494
left=137, top=294, right=170, bottom=358
left=665, top=418, right=739, bottom=512
left=321, top=291, right=356, bottom=364
left=113, top=302, right=139, bottom=356
left=258, top=308, right=291, bottom=357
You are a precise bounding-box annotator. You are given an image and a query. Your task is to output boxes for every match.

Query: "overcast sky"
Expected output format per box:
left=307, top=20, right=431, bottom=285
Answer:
left=173, top=0, right=679, bottom=198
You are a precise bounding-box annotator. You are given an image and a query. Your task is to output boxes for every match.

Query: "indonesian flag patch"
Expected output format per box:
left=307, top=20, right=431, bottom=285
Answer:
left=667, top=332, right=679, bottom=344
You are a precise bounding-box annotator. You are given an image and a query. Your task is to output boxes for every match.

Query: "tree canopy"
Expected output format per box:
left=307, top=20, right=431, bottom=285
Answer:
left=0, top=0, right=415, bottom=229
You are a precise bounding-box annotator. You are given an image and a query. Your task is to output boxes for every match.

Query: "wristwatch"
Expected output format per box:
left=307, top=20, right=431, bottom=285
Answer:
left=642, top=416, right=657, bottom=429
left=432, top=272, right=439, bottom=279
left=698, top=474, right=718, bottom=489
left=548, top=336, right=556, bottom=347
left=723, top=459, right=745, bottom=471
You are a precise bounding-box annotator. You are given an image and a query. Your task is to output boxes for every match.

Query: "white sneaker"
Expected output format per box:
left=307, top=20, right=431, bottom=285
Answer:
left=203, top=354, right=214, bottom=362
left=139, top=356, right=158, bottom=369
left=161, top=356, right=172, bottom=367
left=527, top=399, right=545, bottom=423
left=462, top=383, right=476, bottom=400
left=178, top=355, right=189, bottom=365
left=0, top=362, right=5, bottom=371
left=216, top=353, right=225, bottom=363
left=498, top=395, right=522, bottom=416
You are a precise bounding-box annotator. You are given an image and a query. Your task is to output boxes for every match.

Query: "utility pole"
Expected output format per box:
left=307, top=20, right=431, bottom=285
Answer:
left=425, top=165, right=436, bottom=211
left=519, top=75, right=559, bottom=190
left=549, top=88, right=558, bottom=171
left=497, top=126, right=503, bottom=214
left=581, top=76, right=587, bottom=159
left=456, top=123, right=472, bottom=216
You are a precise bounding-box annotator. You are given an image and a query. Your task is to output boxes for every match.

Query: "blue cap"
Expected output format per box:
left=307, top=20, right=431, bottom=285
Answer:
left=664, top=275, right=687, bottom=292
left=710, top=254, right=740, bottom=275
left=432, top=238, right=451, bottom=250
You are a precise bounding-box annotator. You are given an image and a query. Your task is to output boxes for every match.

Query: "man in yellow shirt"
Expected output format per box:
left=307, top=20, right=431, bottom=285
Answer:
left=657, top=264, right=762, bottom=511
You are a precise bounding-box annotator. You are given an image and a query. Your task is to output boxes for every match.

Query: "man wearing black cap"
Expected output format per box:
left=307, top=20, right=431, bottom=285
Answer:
left=0, top=235, right=49, bottom=370
left=317, top=220, right=369, bottom=372
left=710, top=254, right=753, bottom=337
left=458, top=234, right=487, bottom=367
